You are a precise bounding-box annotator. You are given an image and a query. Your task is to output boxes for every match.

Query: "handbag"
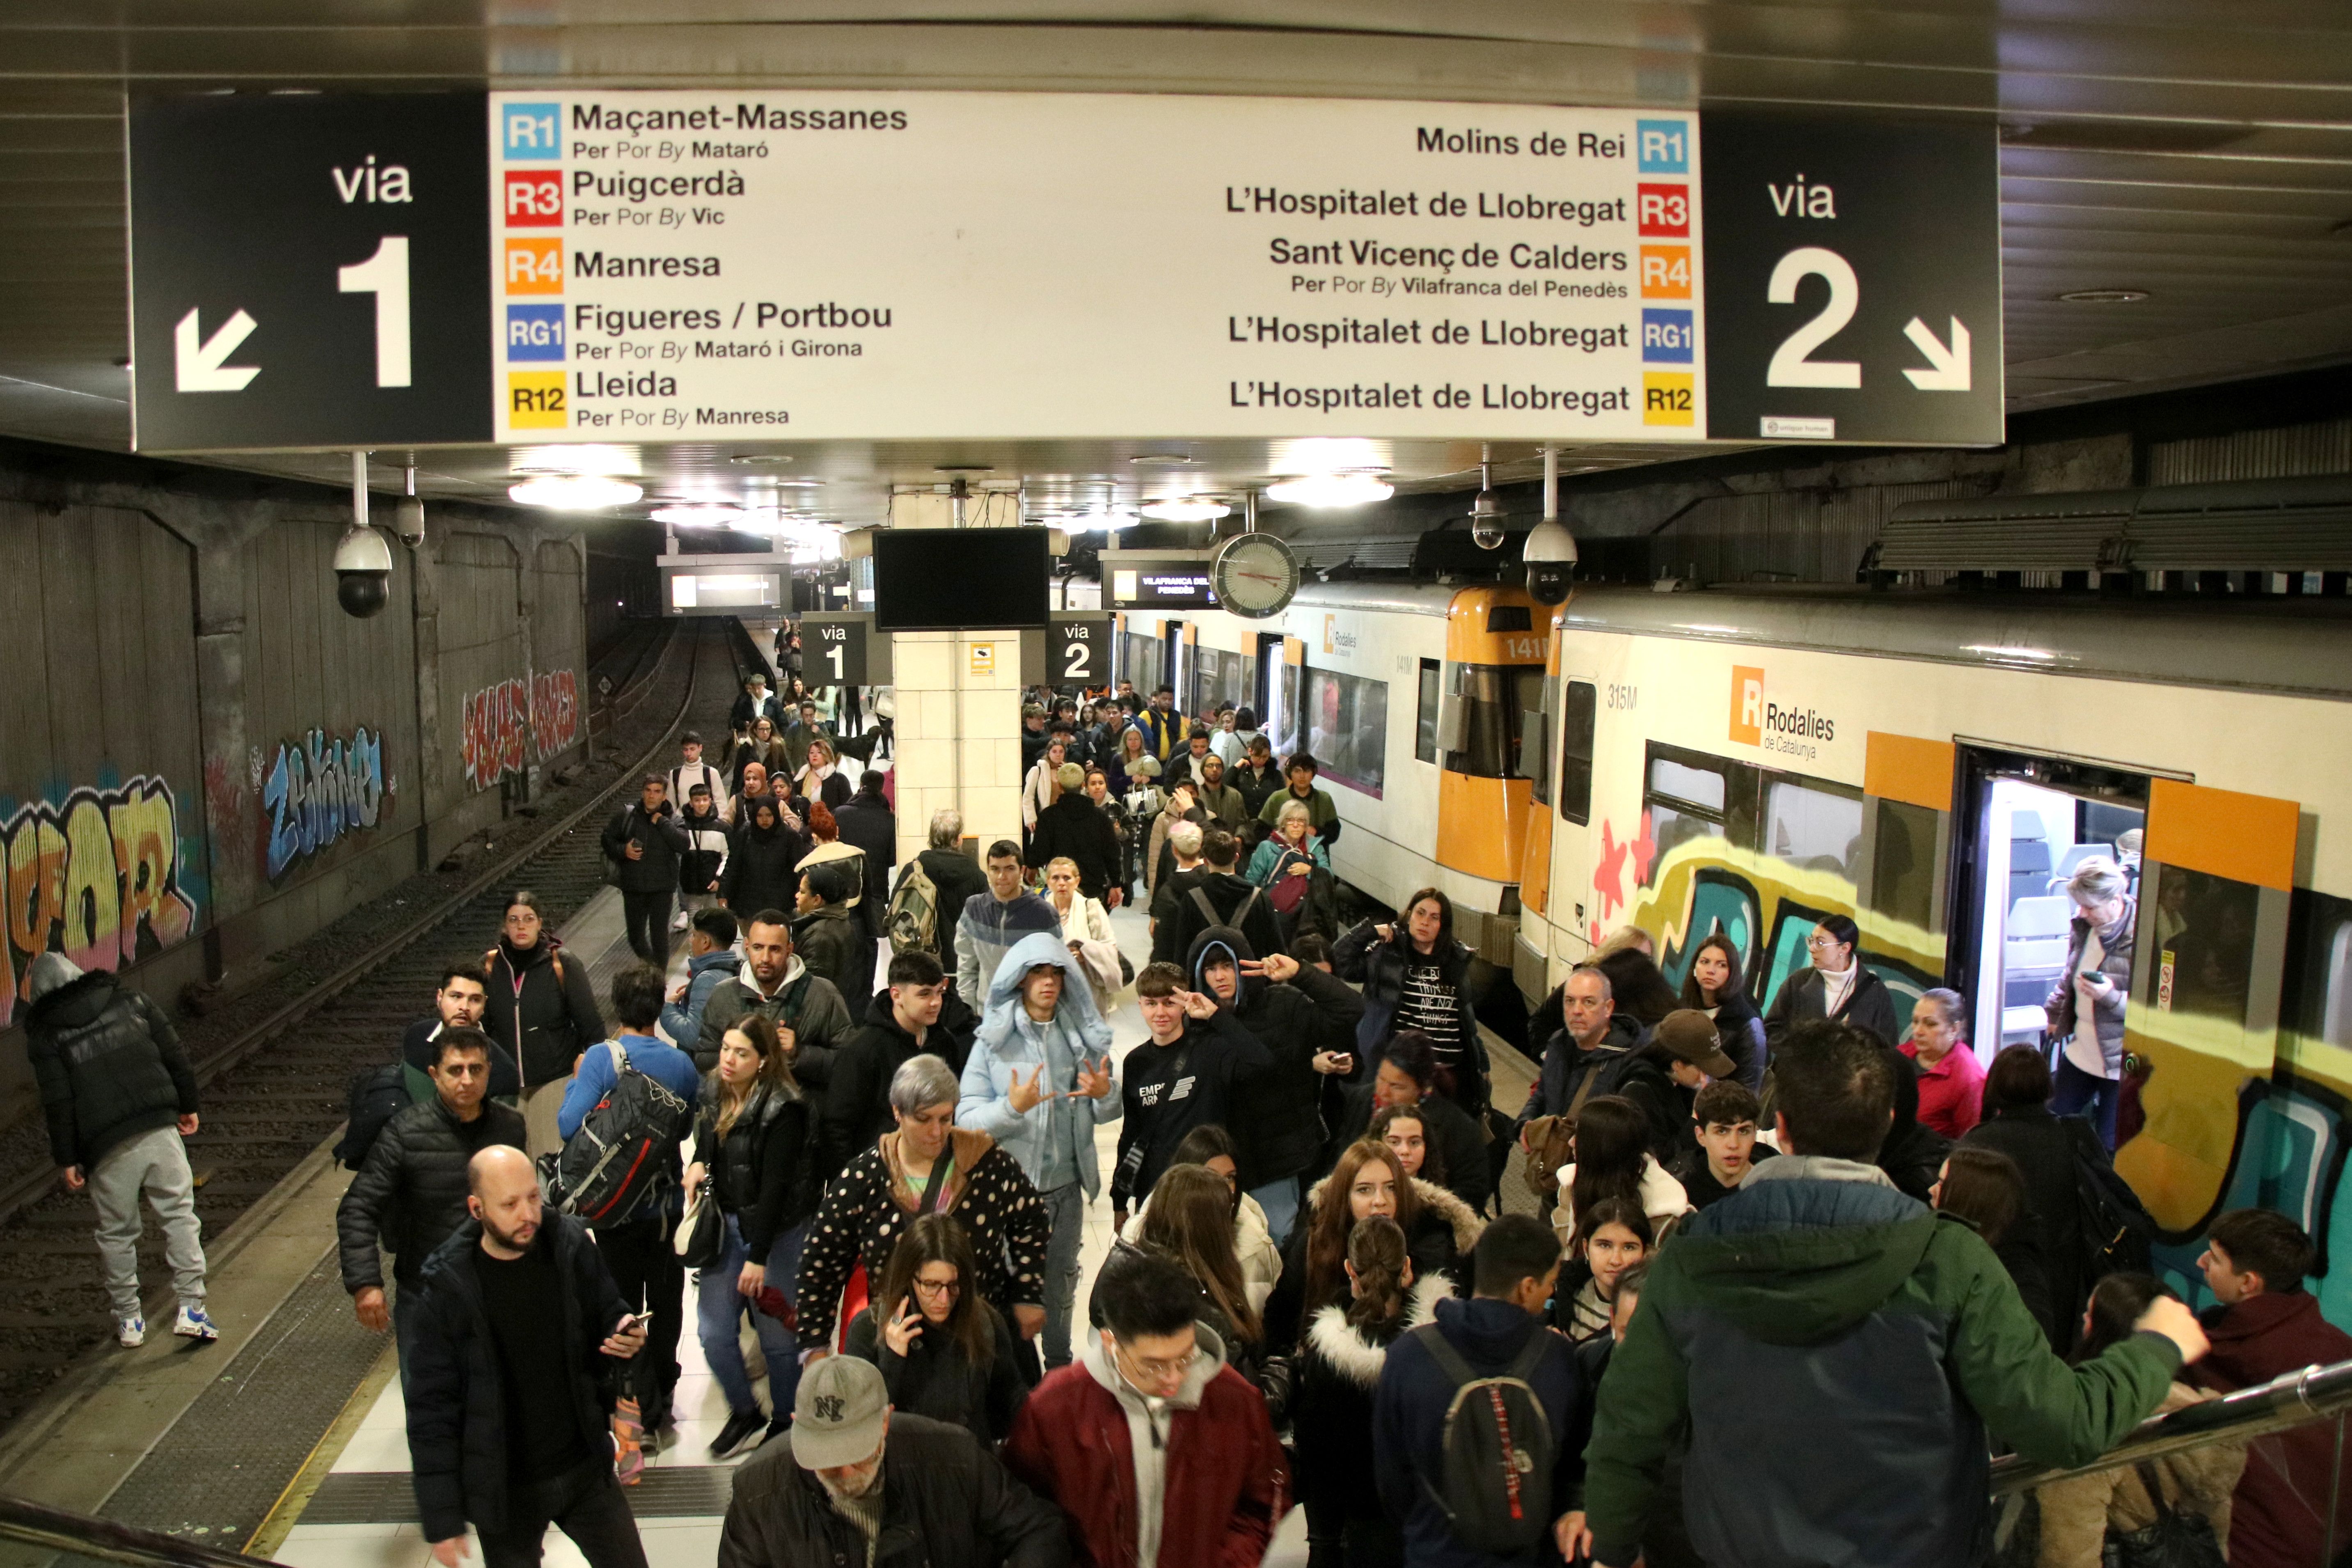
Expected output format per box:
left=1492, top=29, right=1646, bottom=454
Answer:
left=2101, top=1461, right=2224, bottom=1568
left=673, top=1183, right=723, bottom=1268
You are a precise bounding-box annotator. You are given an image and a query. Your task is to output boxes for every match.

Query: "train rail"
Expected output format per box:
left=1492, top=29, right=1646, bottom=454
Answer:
left=0, top=615, right=752, bottom=1431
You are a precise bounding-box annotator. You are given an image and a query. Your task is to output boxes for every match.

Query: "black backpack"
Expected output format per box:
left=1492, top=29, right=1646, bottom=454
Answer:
left=552, top=1041, right=694, bottom=1226
left=2067, top=1115, right=2154, bottom=1280
left=1408, top=1321, right=1556, bottom=1556
left=336, top=1062, right=412, bottom=1171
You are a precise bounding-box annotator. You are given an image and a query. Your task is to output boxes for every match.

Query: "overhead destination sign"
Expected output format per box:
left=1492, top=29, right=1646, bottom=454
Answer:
left=126, top=92, right=1998, bottom=452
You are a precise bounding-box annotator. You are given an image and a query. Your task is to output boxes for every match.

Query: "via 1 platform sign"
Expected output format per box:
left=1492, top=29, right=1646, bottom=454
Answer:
left=125, top=92, right=1998, bottom=452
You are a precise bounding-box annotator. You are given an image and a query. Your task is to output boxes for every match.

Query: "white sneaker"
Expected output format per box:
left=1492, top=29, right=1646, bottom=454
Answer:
left=671, top=911, right=690, bottom=932
left=117, top=1314, right=145, bottom=1348
left=173, top=1303, right=219, bottom=1341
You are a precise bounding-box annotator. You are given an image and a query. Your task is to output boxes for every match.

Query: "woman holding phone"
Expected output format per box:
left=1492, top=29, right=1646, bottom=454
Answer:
left=844, top=1214, right=1027, bottom=1448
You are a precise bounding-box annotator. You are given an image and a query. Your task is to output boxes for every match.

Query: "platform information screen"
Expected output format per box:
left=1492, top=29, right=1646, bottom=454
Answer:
left=126, top=92, right=1999, bottom=452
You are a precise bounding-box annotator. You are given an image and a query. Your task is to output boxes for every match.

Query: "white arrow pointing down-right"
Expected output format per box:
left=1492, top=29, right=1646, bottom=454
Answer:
left=173, top=307, right=260, bottom=392
left=1901, top=316, right=1971, bottom=392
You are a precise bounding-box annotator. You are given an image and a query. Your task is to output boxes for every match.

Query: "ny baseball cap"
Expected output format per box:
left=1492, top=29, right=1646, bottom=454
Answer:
left=792, top=1355, right=888, bottom=1469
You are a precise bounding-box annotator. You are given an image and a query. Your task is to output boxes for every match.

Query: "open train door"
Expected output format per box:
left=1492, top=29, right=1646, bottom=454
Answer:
left=2112, top=779, right=2302, bottom=1240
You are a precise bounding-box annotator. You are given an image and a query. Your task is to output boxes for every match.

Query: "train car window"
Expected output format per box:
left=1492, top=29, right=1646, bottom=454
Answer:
left=1766, top=777, right=1866, bottom=880
left=1304, top=665, right=1388, bottom=797
left=1867, top=798, right=1940, bottom=930
left=1416, top=659, right=1442, bottom=763
left=1512, top=671, right=1546, bottom=781
left=1530, top=676, right=1557, bottom=806
left=2150, top=865, right=2260, bottom=1020
left=2323, top=920, right=2352, bottom=1048
left=1645, top=744, right=1763, bottom=860
left=1558, top=681, right=1596, bottom=825
left=1269, top=662, right=1304, bottom=760
left=1439, top=667, right=1552, bottom=780
left=1486, top=605, right=1534, bottom=633
left=1122, top=632, right=1162, bottom=698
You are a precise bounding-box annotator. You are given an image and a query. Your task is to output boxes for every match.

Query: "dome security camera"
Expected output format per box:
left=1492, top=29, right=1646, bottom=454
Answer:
left=392, top=463, right=426, bottom=548
left=335, top=523, right=394, bottom=618
left=1468, top=491, right=1507, bottom=551
left=1523, top=517, right=1579, bottom=606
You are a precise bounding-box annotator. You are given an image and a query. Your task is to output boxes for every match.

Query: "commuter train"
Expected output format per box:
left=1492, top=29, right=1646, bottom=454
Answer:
left=1118, top=581, right=1550, bottom=959
left=1136, top=580, right=2352, bottom=1309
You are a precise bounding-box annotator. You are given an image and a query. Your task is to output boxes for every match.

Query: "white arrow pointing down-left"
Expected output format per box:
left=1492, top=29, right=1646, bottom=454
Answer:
left=173, top=307, right=259, bottom=392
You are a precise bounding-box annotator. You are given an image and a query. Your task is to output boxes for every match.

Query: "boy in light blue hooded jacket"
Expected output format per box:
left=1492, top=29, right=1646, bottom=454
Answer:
left=957, top=928, right=1122, bottom=1369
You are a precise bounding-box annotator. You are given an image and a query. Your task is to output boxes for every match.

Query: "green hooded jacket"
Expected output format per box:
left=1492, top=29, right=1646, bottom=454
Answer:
left=1584, top=1160, right=2178, bottom=1568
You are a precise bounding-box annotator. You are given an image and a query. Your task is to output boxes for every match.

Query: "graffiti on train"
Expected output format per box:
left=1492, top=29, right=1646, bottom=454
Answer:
left=263, top=727, right=390, bottom=880
left=1, top=776, right=199, bottom=1026
left=460, top=669, right=580, bottom=792
left=1609, top=816, right=1940, bottom=1023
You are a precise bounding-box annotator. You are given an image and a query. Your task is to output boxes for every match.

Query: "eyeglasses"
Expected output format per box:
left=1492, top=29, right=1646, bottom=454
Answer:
left=1118, top=1343, right=1200, bottom=1383
left=1806, top=932, right=1844, bottom=949
left=911, top=1276, right=960, bottom=1298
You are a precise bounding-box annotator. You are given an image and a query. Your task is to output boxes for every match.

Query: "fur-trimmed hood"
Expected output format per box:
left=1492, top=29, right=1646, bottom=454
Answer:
left=1305, top=1274, right=1456, bottom=1387
left=1303, top=1171, right=1487, bottom=1254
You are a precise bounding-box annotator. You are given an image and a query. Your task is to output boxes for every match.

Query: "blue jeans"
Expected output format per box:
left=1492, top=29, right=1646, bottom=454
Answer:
left=1248, top=1176, right=1301, bottom=1251
left=1041, top=1183, right=1084, bottom=1369
left=2052, top=1056, right=2121, bottom=1149
left=697, top=1215, right=806, bottom=1420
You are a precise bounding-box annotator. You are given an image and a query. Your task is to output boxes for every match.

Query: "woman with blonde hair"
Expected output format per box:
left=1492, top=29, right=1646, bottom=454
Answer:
left=797, top=735, right=851, bottom=813
left=2045, top=856, right=2135, bottom=1148
left=682, top=1014, right=818, bottom=1458
left=1041, top=854, right=1122, bottom=1014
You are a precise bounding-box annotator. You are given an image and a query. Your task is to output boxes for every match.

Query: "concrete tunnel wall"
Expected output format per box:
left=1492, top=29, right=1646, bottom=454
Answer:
left=0, top=438, right=596, bottom=1134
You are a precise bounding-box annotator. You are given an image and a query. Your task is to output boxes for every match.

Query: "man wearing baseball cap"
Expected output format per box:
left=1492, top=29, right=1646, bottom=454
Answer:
left=718, top=1355, right=1065, bottom=1568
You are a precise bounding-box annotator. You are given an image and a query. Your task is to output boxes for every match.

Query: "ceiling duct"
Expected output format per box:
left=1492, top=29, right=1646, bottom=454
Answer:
left=1877, top=475, right=2352, bottom=574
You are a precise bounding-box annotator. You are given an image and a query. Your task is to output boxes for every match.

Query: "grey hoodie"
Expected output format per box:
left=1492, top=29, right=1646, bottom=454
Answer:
left=1081, top=1319, right=1229, bottom=1568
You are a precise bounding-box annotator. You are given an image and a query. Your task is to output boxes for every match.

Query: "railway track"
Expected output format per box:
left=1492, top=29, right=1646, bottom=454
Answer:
left=0, top=614, right=755, bottom=1430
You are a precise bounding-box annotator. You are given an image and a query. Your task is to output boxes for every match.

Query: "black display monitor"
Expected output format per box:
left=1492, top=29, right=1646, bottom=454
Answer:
left=871, top=527, right=1051, bottom=632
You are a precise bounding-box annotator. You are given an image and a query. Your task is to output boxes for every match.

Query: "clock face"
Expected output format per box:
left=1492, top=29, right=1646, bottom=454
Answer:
left=1213, top=534, right=1299, bottom=619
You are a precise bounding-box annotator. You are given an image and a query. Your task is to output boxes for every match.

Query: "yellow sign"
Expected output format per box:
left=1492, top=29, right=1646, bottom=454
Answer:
left=968, top=643, right=996, bottom=677
left=506, top=372, right=566, bottom=429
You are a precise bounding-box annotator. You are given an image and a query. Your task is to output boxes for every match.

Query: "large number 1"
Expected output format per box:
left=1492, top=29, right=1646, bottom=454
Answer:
left=1765, top=246, right=1860, bottom=389
left=338, top=236, right=412, bottom=388
left=826, top=644, right=844, bottom=680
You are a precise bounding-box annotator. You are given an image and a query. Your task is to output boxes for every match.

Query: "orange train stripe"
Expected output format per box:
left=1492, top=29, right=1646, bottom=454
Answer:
left=2147, top=778, right=2299, bottom=892
left=1864, top=732, right=1956, bottom=812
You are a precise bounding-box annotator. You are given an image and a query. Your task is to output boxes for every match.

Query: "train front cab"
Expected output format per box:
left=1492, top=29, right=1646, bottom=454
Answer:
left=1521, top=600, right=2324, bottom=1309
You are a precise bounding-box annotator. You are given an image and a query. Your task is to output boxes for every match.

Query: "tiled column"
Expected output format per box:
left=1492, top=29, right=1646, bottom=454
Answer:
left=888, top=633, right=1025, bottom=870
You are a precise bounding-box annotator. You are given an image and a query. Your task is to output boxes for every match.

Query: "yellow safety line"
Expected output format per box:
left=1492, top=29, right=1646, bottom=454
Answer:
left=244, top=1339, right=400, bottom=1559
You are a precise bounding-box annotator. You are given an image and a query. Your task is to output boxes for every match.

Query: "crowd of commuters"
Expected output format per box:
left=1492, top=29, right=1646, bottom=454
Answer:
left=41, top=636, right=2350, bottom=1568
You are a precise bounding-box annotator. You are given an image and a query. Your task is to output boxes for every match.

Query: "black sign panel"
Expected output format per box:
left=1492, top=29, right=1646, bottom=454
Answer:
left=129, top=94, right=494, bottom=452
left=1108, top=558, right=1217, bottom=611
left=1047, top=614, right=1113, bottom=686
left=802, top=616, right=868, bottom=687
left=1702, top=114, right=2001, bottom=446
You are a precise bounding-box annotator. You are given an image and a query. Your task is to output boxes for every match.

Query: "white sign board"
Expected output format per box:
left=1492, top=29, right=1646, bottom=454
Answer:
left=488, top=93, right=1705, bottom=443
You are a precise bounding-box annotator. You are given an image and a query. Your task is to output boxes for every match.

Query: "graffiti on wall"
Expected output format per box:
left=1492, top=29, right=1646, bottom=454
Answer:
left=1, top=776, right=199, bottom=1027
left=461, top=669, right=580, bottom=792
left=263, top=727, right=390, bottom=880
left=531, top=669, right=579, bottom=758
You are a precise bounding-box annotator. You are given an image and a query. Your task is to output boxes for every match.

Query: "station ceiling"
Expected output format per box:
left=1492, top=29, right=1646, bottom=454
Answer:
left=2, top=2, right=2349, bottom=526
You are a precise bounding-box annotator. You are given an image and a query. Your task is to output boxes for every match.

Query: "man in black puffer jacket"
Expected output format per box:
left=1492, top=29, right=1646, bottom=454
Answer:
left=25, top=953, right=212, bottom=1347
left=790, top=860, right=873, bottom=1013
left=338, top=1028, right=526, bottom=1388
left=601, top=776, right=689, bottom=970
left=1187, top=924, right=1364, bottom=1250
left=406, top=1147, right=647, bottom=1568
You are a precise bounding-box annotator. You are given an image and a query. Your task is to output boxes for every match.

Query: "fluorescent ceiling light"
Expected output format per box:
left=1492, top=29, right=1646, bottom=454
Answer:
left=1141, top=498, right=1231, bottom=522
left=509, top=474, right=643, bottom=510
left=508, top=444, right=641, bottom=477
left=651, top=503, right=744, bottom=525
left=1271, top=437, right=1387, bottom=476
left=1264, top=473, right=1394, bottom=508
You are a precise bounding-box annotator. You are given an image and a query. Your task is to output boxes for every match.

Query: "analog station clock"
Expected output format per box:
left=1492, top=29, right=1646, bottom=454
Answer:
left=1210, top=532, right=1300, bottom=619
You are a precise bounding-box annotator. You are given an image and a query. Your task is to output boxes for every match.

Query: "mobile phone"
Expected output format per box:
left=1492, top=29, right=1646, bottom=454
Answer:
left=616, top=1311, right=648, bottom=1334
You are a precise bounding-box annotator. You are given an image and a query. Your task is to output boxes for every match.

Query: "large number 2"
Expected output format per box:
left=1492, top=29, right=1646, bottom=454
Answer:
left=1064, top=643, right=1090, bottom=680
left=826, top=644, right=844, bottom=680
left=1765, top=246, right=1860, bottom=389
left=338, top=236, right=412, bottom=389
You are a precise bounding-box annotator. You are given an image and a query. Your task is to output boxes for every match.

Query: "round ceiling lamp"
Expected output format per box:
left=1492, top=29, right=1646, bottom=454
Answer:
left=1263, top=473, right=1394, bottom=508
left=508, top=474, right=643, bottom=510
